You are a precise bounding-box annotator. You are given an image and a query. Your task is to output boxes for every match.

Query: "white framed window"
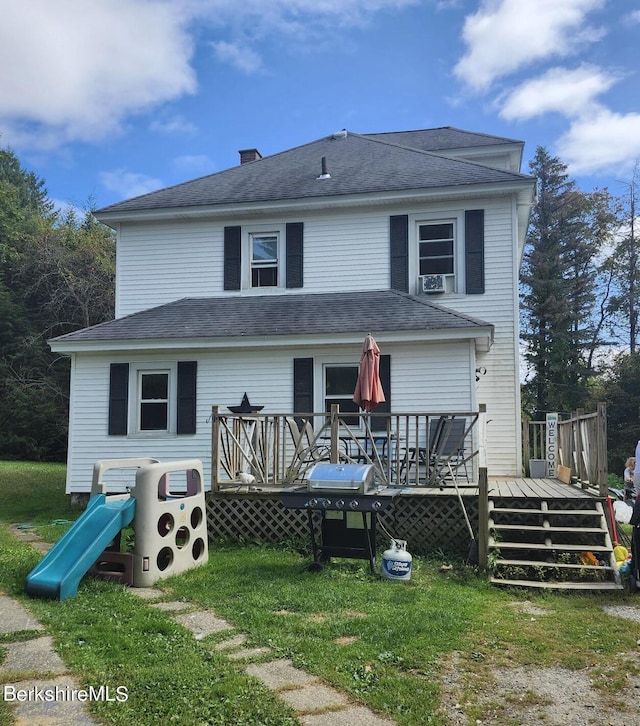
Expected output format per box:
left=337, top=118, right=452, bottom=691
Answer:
left=410, top=212, right=462, bottom=295
left=130, top=363, right=177, bottom=435
left=418, top=221, right=455, bottom=276
left=138, top=369, right=170, bottom=431
left=250, top=231, right=279, bottom=288
left=323, top=364, right=360, bottom=427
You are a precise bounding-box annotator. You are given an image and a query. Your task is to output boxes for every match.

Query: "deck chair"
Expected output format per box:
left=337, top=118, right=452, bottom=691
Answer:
left=428, top=416, right=469, bottom=485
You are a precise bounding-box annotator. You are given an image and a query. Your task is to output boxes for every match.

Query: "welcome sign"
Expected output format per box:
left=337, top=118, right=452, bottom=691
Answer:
left=546, top=412, right=558, bottom=479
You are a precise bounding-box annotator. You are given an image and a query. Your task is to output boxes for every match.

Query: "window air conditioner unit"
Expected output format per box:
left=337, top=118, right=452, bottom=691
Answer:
left=420, top=274, right=446, bottom=294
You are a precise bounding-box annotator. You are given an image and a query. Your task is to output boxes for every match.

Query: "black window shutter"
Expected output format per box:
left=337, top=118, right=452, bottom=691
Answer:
left=177, top=361, right=197, bottom=435
left=372, top=355, right=391, bottom=431
left=108, top=363, right=129, bottom=435
left=293, top=358, right=313, bottom=426
left=390, top=215, right=409, bottom=292
left=465, top=210, right=485, bottom=294
left=285, top=222, right=304, bottom=288
left=223, top=226, right=241, bottom=290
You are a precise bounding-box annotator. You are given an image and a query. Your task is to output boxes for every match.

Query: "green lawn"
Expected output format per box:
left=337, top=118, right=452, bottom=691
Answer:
left=1, top=461, right=639, bottom=725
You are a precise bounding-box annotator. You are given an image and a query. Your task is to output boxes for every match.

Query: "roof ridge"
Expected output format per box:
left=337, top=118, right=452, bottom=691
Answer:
left=349, top=131, right=532, bottom=180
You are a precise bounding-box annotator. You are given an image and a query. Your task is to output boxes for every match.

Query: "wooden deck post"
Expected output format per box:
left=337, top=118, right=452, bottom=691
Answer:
left=477, top=466, right=489, bottom=571
left=211, top=405, right=221, bottom=492
left=575, top=408, right=586, bottom=487
left=522, top=415, right=530, bottom=476
left=597, top=401, right=608, bottom=497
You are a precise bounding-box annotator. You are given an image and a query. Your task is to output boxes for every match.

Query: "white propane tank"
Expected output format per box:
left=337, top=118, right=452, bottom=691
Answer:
left=381, top=539, right=412, bottom=581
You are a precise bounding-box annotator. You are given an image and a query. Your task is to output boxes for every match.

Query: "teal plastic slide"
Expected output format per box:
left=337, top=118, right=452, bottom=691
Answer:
left=25, top=494, right=136, bottom=601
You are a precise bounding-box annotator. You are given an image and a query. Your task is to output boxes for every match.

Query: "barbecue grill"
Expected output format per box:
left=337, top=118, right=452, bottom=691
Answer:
left=305, top=462, right=376, bottom=494
left=281, top=463, right=400, bottom=573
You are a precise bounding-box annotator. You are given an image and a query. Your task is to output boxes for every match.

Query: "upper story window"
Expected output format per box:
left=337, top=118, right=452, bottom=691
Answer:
left=418, top=221, right=454, bottom=276
left=224, top=223, right=303, bottom=292
left=250, top=232, right=279, bottom=287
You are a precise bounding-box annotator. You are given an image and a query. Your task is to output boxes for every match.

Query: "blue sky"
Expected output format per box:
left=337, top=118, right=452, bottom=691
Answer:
left=1, top=0, right=639, bottom=213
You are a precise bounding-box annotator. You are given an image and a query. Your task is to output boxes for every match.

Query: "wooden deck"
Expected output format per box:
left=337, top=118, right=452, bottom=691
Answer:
left=487, top=476, right=600, bottom=500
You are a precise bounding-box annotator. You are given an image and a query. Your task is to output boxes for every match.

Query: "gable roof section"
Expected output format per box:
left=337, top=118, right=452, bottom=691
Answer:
left=49, top=290, right=494, bottom=352
left=95, top=129, right=533, bottom=218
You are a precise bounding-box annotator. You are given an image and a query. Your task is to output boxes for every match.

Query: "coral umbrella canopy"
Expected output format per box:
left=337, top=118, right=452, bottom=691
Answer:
left=353, top=334, right=386, bottom=412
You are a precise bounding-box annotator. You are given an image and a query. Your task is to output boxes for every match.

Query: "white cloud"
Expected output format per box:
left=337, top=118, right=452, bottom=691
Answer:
left=0, top=0, right=196, bottom=149
left=454, top=0, right=607, bottom=91
left=0, top=0, right=418, bottom=151
left=99, top=169, right=163, bottom=199
left=556, top=107, right=640, bottom=175
left=212, top=41, right=264, bottom=74
left=499, top=65, right=618, bottom=120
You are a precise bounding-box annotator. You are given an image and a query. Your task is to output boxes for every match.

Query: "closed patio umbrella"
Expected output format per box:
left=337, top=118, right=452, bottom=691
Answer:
left=353, top=334, right=386, bottom=412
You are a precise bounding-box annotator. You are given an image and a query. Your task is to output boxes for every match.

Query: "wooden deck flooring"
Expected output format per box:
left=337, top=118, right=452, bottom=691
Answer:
left=403, top=477, right=601, bottom=499
left=215, top=477, right=601, bottom=500
left=488, top=477, right=599, bottom=499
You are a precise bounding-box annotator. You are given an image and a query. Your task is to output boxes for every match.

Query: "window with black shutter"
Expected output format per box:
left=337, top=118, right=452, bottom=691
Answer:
left=390, top=215, right=409, bottom=292
left=108, top=361, right=197, bottom=436
left=108, top=363, right=129, bottom=435
left=465, top=209, right=485, bottom=294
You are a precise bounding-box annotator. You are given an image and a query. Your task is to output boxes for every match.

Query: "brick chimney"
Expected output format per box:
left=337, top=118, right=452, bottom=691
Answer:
left=239, top=148, right=262, bottom=165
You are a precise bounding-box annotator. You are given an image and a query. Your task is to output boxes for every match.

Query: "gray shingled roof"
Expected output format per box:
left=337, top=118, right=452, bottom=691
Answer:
left=362, top=127, right=522, bottom=152
left=49, top=290, right=493, bottom=345
left=96, top=129, right=532, bottom=216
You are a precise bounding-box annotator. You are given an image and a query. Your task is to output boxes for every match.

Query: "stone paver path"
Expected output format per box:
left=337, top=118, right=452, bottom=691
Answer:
left=129, top=588, right=396, bottom=724
left=0, top=593, right=101, bottom=726
left=2, top=526, right=396, bottom=725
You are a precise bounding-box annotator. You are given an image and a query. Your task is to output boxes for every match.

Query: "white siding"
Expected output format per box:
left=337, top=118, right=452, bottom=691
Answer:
left=426, top=198, right=521, bottom=475
left=65, top=340, right=473, bottom=493
left=99, top=191, right=523, bottom=481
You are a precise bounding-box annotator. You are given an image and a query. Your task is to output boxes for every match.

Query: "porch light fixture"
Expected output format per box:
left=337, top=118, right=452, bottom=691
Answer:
left=475, top=366, right=487, bottom=382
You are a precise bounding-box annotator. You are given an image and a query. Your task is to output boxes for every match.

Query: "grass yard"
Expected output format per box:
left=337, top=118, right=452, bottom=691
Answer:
left=1, top=461, right=639, bottom=725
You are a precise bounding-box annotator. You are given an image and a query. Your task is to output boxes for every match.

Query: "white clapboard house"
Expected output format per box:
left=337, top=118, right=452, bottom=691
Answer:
left=50, top=127, right=536, bottom=494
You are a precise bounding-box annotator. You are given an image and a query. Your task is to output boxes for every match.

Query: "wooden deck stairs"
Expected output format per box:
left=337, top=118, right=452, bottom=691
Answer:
left=487, top=493, right=622, bottom=591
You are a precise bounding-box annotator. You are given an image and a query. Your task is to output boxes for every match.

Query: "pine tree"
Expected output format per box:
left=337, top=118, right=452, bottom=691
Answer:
left=520, top=147, right=611, bottom=417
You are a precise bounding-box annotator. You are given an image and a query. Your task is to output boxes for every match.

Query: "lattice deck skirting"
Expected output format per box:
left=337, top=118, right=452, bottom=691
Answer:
left=206, top=491, right=479, bottom=558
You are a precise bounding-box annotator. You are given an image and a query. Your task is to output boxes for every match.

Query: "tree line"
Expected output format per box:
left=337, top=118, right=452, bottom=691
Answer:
left=521, top=147, right=640, bottom=472
left=0, top=143, right=639, bottom=473
left=0, top=147, right=115, bottom=460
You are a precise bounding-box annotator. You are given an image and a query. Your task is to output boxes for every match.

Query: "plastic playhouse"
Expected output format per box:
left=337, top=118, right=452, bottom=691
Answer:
left=25, top=458, right=209, bottom=600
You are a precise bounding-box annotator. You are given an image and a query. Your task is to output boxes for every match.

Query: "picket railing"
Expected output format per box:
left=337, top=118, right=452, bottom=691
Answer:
left=210, top=404, right=483, bottom=492
left=522, top=403, right=608, bottom=495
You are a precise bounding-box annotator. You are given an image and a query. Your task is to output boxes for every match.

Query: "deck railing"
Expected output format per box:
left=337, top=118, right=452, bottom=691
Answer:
left=210, top=404, right=483, bottom=492
left=522, top=403, right=608, bottom=495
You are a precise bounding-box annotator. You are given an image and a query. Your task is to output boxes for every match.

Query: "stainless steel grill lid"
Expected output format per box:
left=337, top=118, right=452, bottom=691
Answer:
left=306, top=463, right=375, bottom=492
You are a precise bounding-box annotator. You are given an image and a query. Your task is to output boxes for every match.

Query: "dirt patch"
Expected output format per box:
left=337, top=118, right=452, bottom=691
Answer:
left=334, top=636, right=359, bottom=646
left=508, top=600, right=553, bottom=617
left=437, top=602, right=640, bottom=725
left=438, top=651, right=640, bottom=725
